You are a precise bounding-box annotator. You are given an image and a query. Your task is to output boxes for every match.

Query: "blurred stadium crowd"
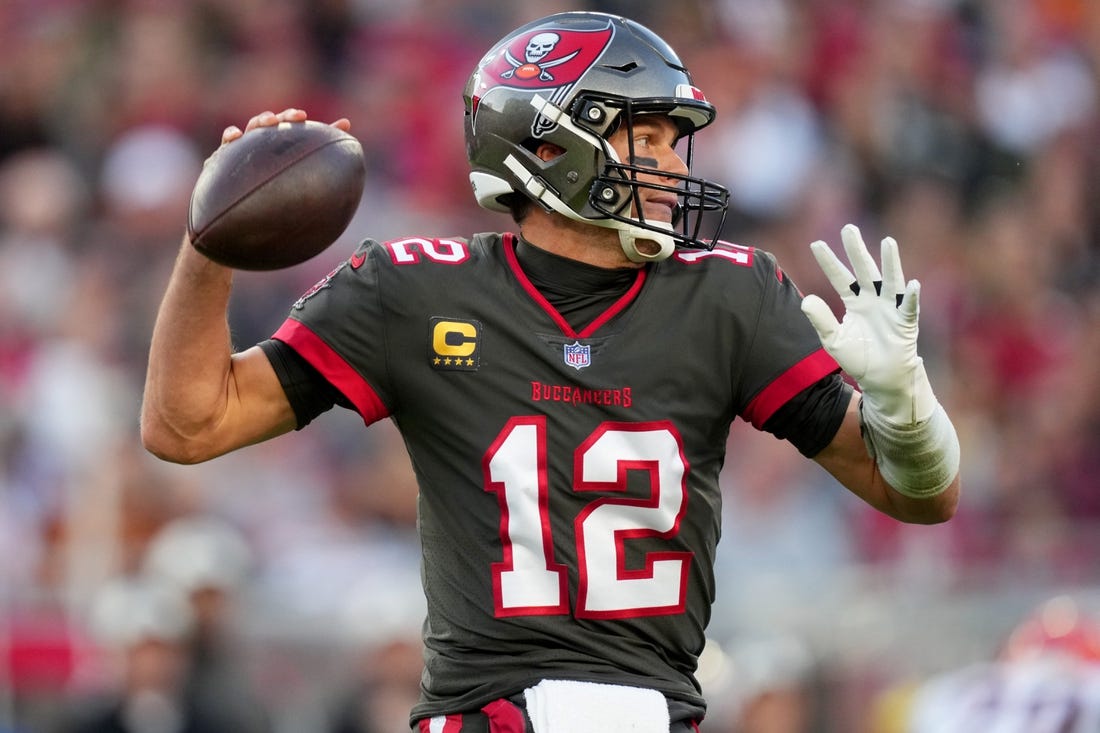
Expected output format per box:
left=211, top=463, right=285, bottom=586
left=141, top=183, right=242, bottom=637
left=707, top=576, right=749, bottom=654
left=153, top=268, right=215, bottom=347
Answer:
left=0, top=0, right=1098, bottom=731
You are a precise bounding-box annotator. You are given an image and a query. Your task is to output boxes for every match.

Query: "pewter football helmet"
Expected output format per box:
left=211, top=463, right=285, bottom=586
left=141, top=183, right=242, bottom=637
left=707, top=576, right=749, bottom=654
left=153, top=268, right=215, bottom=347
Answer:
left=463, top=12, right=729, bottom=262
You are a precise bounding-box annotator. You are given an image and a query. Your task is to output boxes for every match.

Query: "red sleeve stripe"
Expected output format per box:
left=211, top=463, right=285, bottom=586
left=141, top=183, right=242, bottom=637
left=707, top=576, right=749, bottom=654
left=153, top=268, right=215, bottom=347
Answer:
left=272, top=318, right=390, bottom=425
left=741, top=348, right=840, bottom=429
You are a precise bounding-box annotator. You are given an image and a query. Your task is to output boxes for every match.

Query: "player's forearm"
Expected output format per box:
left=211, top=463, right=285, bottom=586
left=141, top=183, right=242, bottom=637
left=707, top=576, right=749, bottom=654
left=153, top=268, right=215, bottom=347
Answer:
left=817, top=395, right=959, bottom=524
left=882, top=470, right=960, bottom=524
left=141, top=236, right=237, bottom=463
left=868, top=433, right=961, bottom=525
left=826, top=457, right=959, bottom=525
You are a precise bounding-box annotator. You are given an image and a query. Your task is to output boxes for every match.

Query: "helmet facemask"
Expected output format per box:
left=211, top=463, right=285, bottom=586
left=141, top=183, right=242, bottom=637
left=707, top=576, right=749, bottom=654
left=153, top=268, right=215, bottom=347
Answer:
left=573, top=93, right=730, bottom=261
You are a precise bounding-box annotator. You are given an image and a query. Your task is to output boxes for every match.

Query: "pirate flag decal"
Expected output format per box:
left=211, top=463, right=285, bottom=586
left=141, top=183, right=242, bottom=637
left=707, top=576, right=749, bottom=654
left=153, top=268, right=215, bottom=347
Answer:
left=468, top=24, right=614, bottom=134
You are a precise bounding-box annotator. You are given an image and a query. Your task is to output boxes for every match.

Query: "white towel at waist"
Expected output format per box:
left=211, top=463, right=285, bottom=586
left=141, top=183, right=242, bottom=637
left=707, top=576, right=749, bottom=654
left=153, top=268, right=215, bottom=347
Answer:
left=523, top=679, right=671, bottom=733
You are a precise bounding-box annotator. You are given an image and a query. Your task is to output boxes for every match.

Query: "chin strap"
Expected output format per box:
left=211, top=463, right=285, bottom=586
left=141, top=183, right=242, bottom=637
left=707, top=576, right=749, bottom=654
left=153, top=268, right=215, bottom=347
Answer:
left=618, top=224, right=675, bottom=263
left=503, top=154, right=676, bottom=263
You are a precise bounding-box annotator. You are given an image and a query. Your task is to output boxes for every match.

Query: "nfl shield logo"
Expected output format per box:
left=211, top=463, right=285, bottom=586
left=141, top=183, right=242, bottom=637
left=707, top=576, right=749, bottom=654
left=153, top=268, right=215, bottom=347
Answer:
left=563, top=341, right=591, bottom=370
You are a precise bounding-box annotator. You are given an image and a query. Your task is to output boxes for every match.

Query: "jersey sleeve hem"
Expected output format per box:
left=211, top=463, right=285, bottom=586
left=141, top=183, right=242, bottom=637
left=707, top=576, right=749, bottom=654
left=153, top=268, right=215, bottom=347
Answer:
left=272, top=318, right=391, bottom=425
left=741, top=348, right=840, bottom=429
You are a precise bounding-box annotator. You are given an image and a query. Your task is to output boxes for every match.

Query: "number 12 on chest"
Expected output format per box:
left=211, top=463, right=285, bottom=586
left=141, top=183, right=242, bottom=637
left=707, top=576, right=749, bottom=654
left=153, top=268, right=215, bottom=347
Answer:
left=483, top=416, right=693, bottom=619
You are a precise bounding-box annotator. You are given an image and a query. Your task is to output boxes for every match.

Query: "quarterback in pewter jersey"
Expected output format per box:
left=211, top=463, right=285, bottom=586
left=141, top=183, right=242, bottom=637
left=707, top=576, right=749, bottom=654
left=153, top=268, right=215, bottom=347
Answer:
left=142, top=11, right=962, bottom=733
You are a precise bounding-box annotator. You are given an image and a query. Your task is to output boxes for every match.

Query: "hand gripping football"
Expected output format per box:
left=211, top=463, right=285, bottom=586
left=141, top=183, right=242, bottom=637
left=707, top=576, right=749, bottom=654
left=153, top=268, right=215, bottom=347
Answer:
left=188, top=121, right=366, bottom=270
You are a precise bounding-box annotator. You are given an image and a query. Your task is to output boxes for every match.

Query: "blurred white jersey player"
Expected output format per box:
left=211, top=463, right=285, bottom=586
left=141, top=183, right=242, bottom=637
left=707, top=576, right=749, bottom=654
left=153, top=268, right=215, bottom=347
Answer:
left=907, top=596, right=1100, bottom=733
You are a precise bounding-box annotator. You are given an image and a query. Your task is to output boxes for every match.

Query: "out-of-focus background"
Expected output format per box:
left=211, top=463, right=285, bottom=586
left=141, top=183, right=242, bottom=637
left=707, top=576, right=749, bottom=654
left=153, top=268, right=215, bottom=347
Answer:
left=0, top=0, right=1098, bottom=731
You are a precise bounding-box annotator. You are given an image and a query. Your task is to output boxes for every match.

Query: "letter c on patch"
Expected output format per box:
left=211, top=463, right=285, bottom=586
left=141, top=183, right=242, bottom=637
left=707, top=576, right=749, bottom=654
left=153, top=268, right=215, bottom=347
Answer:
left=433, top=321, right=477, bottom=356
left=430, top=317, right=481, bottom=371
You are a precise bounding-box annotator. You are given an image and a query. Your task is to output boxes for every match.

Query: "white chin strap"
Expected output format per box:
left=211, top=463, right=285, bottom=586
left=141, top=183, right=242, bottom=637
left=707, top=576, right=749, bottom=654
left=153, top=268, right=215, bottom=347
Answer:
left=503, top=153, right=676, bottom=263
left=618, top=224, right=675, bottom=263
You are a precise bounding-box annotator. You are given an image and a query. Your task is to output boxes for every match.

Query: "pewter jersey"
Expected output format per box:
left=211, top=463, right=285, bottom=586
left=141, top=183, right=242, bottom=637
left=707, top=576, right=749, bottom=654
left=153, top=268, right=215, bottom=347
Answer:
left=270, top=232, right=844, bottom=723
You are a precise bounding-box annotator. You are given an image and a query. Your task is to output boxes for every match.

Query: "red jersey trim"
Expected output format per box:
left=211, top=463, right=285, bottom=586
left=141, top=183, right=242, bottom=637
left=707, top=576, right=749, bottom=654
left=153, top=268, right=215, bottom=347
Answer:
left=272, top=318, right=390, bottom=425
left=742, top=348, right=840, bottom=429
left=502, top=232, right=647, bottom=339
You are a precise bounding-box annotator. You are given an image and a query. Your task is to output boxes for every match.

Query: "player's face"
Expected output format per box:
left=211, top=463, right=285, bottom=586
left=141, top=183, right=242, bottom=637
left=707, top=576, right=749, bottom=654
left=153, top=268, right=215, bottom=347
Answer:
left=607, top=115, right=690, bottom=225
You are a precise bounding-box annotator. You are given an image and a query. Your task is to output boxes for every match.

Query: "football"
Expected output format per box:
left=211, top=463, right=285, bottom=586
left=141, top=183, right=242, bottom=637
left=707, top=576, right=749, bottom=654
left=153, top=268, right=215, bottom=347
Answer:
left=187, top=121, right=366, bottom=270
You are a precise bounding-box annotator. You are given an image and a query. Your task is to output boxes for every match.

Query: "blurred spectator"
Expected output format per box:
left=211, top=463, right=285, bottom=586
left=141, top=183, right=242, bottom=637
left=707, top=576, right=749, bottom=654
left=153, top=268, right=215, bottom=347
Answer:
left=700, top=633, right=818, bottom=733
left=693, top=1, right=827, bottom=226
left=0, top=148, right=86, bottom=339
left=975, top=0, right=1097, bottom=158
left=63, top=577, right=196, bottom=733
left=326, top=634, right=424, bottom=733
left=143, top=515, right=271, bottom=733
left=98, top=126, right=202, bottom=235
left=307, top=509, right=426, bottom=733
left=0, top=147, right=89, bottom=611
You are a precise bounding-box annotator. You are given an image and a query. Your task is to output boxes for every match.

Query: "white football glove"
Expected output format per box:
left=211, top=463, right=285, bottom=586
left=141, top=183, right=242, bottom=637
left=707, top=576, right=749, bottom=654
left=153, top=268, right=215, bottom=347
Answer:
left=800, top=224, right=936, bottom=426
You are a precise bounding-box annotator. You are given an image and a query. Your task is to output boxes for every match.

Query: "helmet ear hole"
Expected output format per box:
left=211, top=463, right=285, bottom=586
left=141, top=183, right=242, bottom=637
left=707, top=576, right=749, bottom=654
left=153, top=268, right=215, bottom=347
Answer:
left=535, top=142, right=566, bottom=162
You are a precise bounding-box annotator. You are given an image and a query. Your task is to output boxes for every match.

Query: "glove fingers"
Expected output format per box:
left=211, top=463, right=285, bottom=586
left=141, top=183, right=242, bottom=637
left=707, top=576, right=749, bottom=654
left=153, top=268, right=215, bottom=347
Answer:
left=841, top=224, right=882, bottom=291
left=899, top=279, right=921, bottom=319
left=801, top=294, right=840, bottom=342
left=880, top=237, right=906, bottom=302
left=809, top=240, right=854, bottom=297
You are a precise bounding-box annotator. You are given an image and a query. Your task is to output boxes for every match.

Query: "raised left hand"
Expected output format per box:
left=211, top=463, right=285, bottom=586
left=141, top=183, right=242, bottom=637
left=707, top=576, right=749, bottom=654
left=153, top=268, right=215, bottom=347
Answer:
left=800, top=224, right=935, bottom=426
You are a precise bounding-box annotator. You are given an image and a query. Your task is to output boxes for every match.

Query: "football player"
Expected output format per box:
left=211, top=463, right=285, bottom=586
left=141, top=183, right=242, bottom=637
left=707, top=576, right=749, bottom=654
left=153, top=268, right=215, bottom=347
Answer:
left=141, top=11, right=961, bottom=733
left=876, top=596, right=1100, bottom=733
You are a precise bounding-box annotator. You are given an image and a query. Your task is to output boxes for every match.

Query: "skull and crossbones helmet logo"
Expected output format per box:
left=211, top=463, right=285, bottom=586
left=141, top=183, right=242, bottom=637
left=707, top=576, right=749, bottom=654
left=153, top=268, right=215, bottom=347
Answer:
left=501, top=31, right=579, bottom=81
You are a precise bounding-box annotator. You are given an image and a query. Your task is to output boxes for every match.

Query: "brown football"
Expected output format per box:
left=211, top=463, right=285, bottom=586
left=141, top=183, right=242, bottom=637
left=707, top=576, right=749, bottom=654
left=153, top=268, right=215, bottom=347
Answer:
left=187, top=121, right=366, bottom=270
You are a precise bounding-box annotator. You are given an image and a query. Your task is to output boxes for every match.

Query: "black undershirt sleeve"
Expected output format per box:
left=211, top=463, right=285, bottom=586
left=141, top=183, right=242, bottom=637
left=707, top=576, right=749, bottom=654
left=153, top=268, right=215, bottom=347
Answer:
left=258, top=338, right=351, bottom=429
left=762, top=373, right=853, bottom=458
